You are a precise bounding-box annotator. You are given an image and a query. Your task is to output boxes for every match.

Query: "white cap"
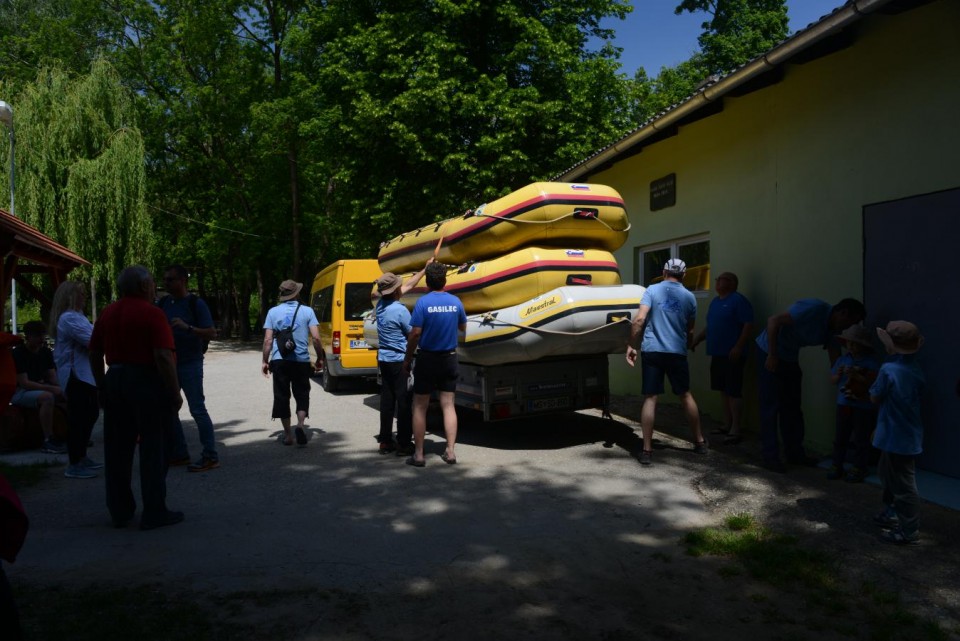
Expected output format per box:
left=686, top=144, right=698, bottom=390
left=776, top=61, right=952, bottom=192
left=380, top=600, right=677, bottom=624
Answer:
left=664, top=258, right=686, bottom=274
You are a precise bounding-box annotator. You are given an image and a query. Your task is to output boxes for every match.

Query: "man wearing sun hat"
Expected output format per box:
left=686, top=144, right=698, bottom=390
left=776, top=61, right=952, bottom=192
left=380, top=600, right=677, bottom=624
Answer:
left=870, top=321, right=926, bottom=545
left=626, top=258, right=708, bottom=466
left=374, top=261, right=429, bottom=456
left=261, top=279, right=322, bottom=447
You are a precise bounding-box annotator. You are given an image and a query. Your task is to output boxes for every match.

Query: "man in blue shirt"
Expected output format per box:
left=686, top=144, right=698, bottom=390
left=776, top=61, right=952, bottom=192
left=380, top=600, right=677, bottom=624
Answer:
left=160, top=265, right=219, bottom=472
left=403, top=262, right=467, bottom=467
left=755, top=297, right=865, bottom=472
left=262, top=280, right=322, bottom=447
left=870, top=321, right=925, bottom=545
left=691, top=272, right=754, bottom=444
left=625, top=259, right=707, bottom=466
left=374, top=262, right=428, bottom=456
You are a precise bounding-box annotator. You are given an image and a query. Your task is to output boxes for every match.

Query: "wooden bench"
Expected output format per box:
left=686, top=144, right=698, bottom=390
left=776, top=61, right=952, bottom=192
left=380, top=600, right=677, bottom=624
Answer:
left=0, top=404, right=68, bottom=453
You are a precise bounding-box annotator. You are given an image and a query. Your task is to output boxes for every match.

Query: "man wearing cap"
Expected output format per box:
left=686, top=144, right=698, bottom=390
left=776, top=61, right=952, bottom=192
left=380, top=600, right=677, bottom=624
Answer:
left=626, top=258, right=707, bottom=466
left=261, top=280, right=322, bottom=447
left=870, top=321, right=925, bottom=545
left=374, top=262, right=429, bottom=456
left=755, top=297, right=866, bottom=472
left=691, top=272, right=754, bottom=445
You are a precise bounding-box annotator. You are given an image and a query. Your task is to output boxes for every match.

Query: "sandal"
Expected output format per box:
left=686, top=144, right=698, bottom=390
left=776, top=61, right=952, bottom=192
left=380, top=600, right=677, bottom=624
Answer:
left=295, top=426, right=308, bottom=447
left=441, top=452, right=458, bottom=465
left=277, top=433, right=293, bottom=446
left=710, top=426, right=731, bottom=436
left=405, top=457, right=426, bottom=468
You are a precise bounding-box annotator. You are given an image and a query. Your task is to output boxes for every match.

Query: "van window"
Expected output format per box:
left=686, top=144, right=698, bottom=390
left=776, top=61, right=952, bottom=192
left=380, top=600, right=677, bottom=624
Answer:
left=345, top=283, right=374, bottom=321
left=313, top=285, right=333, bottom=323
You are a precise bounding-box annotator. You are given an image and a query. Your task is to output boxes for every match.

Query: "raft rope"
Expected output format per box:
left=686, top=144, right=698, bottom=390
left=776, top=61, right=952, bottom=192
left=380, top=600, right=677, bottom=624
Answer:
left=472, top=208, right=632, bottom=234
left=474, top=313, right=631, bottom=337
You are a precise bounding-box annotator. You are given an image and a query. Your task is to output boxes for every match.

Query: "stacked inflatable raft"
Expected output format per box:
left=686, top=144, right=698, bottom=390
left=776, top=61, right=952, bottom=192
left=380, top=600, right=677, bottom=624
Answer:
left=368, top=182, right=643, bottom=365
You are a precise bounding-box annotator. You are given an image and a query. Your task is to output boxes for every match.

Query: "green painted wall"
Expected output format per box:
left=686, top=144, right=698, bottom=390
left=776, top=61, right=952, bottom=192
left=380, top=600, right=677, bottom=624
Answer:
left=594, top=0, right=960, bottom=451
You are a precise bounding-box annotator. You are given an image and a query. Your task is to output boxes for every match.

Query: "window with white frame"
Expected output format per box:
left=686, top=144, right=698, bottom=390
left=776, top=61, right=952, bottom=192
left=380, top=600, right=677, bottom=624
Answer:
left=633, top=235, right=711, bottom=292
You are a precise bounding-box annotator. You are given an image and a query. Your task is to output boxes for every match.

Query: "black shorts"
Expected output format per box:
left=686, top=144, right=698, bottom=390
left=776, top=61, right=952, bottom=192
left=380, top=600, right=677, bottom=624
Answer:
left=710, top=355, right=745, bottom=398
left=640, top=352, right=690, bottom=396
left=412, top=351, right=458, bottom=395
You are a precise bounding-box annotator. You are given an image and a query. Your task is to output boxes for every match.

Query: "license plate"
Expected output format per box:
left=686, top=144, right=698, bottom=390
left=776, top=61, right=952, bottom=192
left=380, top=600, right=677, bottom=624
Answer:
left=349, top=339, right=368, bottom=349
left=527, top=397, right=571, bottom=412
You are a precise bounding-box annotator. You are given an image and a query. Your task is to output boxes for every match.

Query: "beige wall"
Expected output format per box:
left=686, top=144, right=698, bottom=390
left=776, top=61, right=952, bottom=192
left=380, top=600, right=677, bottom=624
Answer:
left=593, top=0, right=960, bottom=450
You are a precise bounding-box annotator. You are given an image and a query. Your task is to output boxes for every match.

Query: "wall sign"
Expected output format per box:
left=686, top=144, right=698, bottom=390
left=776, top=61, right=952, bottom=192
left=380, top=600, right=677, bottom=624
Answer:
left=650, top=173, right=676, bottom=211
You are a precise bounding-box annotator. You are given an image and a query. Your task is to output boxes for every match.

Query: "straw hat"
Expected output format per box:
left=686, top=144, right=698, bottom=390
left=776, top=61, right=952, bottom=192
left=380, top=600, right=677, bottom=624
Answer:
left=837, top=324, right=875, bottom=350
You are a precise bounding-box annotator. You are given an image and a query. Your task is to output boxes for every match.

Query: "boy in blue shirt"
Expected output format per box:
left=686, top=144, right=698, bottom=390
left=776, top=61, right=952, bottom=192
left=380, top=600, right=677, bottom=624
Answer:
left=827, top=324, right=879, bottom=482
left=870, top=321, right=925, bottom=545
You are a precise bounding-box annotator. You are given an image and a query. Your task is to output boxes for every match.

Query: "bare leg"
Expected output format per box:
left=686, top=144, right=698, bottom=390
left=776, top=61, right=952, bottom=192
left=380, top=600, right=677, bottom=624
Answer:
left=729, top=397, right=743, bottom=436
left=37, top=393, right=55, bottom=439
left=640, top=395, right=657, bottom=452
left=280, top=416, right=293, bottom=444
left=680, top=391, right=704, bottom=444
left=438, top=391, right=457, bottom=459
left=412, top=393, right=430, bottom=463
left=721, top=392, right=733, bottom=431
left=296, top=410, right=307, bottom=428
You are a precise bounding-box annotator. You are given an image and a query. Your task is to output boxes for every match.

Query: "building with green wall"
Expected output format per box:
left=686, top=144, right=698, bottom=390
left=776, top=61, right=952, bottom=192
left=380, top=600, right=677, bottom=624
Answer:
left=557, top=0, right=959, bottom=476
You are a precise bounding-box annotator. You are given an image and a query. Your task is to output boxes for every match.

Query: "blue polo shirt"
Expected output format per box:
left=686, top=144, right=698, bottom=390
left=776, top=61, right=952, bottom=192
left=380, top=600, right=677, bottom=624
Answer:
left=640, top=280, right=697, bottom=355
left=755, top=298, right=836, bottom=362
left=870, top=354, right=925, bottom=455
left=376, top=298, right=411, bottom=363
left=706, top=291, right=753, bottom=356
left=411, top=291, right=466, bottom=352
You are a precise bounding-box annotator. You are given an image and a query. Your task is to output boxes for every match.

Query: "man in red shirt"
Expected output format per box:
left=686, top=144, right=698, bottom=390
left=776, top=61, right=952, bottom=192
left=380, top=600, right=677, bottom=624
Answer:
left=89, top=266, right=184, bottom=530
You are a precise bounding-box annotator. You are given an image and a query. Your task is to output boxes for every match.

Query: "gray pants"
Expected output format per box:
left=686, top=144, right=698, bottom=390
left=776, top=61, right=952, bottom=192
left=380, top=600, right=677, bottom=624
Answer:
left=878, top=451, right=920, bottom=535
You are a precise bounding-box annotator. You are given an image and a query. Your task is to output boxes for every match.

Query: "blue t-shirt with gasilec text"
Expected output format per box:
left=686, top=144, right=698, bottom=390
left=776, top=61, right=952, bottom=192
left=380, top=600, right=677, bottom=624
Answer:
left=831, top=352, right=881, bottom=409
left=411, top=291, right=467, bottom=352
left=160, top=294, right=214, bottom=364
left=755, top=298, right=836, bottom=362
left=640, top=280, right=697, bottom=355
left=264, top=301, right=319, bottom=363
left=870, top=354, right=925, bottom=455
left=705, top=291, right=754, bottom=356
left=376, top=298, right=411, bottom=363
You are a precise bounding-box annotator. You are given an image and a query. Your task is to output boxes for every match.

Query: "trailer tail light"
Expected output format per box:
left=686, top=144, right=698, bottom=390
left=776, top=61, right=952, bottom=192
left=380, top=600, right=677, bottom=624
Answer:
left=332, top=331, right=341, bottom=354
left=492, top=403, right=512, bottom=420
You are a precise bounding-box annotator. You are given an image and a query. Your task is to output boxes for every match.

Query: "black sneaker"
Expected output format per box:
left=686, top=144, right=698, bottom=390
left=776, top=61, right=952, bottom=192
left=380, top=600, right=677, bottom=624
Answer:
left=878, top=527, right=919, bottom=546
left=187, top=457, right=220, bottom=472
left=41, top=438, right=67, bottom=454
left=636, top=449, right=652, bottom=466
left=873, top=507, right=899, bottom=528
left=140, top=510, right=185, bottom=531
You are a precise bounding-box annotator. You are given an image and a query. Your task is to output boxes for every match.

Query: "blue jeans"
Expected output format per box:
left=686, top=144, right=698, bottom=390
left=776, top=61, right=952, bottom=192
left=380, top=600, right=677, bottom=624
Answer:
left=170, top=359, right=217, bottom=461
left=757, top=349, right=806, bottom=464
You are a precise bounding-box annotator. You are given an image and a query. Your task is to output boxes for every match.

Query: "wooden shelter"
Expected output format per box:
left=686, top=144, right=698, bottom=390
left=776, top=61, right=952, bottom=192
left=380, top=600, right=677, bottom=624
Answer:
left=0, top=208, right=90, bottom=320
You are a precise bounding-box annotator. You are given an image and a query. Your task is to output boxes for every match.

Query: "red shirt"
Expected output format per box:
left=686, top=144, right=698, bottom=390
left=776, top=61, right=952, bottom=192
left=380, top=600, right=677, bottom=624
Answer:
left=90, top=297, right=175, bottom=366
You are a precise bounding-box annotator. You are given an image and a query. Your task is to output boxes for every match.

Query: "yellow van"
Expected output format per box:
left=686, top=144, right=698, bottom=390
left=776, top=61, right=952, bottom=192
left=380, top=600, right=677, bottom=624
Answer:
left=309, top=259, right=382, bottom=391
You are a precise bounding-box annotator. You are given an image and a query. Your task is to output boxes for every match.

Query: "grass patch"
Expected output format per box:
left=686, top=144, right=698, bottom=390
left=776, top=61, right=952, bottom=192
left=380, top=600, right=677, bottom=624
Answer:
left=685, top=515, right=952, bottom=641
left=0, top=460, right=55, bottom=488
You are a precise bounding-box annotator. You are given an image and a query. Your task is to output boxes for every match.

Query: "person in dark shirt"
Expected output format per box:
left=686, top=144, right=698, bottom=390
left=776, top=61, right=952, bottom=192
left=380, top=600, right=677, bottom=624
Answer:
left=10, top=321, right=66, bottom=454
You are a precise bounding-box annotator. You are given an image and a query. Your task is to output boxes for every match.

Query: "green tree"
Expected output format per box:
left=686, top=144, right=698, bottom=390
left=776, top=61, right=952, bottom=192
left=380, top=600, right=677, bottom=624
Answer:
left=0, top=60, right=150, bottom=300
left=676, top=0, right=788, bottom=75
left=628, top=0, right=788, bottom=124
left=296, top=0, right=633, bottom=260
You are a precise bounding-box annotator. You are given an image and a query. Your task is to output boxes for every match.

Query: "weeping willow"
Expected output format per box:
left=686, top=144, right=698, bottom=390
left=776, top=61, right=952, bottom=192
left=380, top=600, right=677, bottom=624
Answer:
left=0, top=59, right=151, bottom=297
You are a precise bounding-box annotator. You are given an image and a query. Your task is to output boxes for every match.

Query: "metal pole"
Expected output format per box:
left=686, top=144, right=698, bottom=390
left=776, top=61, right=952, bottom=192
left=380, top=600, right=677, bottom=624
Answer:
left=8, top=116, right=16, bottom=335
left=0, top=101, right=15, bottom=334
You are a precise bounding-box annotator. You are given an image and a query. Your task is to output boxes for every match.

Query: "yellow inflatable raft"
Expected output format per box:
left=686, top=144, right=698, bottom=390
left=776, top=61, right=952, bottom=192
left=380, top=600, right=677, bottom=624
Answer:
left=377, top=182, right=630, bottom=274
left=390, top=247, right=622, bottom=314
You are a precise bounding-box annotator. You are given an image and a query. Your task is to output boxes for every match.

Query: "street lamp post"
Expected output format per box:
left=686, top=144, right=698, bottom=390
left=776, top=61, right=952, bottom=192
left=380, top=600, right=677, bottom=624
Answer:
left=0, top=100, right=17, bottom=334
